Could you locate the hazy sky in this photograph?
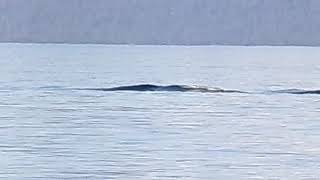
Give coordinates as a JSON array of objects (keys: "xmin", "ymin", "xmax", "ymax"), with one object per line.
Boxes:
[{"xmin": 0, "ymin": 0, "xmax": 319, "ymax": 45}]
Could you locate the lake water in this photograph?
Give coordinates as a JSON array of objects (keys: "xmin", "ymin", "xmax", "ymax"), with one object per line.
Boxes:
[{"xmin": 0, "ymin": 43, "xmax": 320, "ymax": 179}]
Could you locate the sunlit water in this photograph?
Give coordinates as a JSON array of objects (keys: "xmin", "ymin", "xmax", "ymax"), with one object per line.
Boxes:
[{"xmin": 1, "ymin": 43, "xmax": 320, "ymax": 179}]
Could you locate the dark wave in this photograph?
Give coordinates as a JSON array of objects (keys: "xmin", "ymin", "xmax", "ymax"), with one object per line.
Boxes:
[
  {"xmin": 81, "ymin": 84, "xmax": 247, "ymax": 93},
  {"xmin": 74, "ymin": 84, "xmax": 320, "ymax": 95},
  {"xmin": 271, "ymin": 89, "xmax": 320, "ymax": 95}
]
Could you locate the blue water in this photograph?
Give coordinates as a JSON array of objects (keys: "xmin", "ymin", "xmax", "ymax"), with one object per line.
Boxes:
[{"xmin": 1, "ymin": 43, "xmax": 320, "ymax": 179}]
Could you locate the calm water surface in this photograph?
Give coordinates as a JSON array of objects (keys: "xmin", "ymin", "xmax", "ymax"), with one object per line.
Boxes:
[{"xmin": 0, "ymin": 43, "xmax": 320, "ymax": 179}]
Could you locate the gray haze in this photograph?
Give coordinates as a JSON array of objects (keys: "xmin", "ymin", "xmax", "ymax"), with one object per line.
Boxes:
[{"xmin": 1, "ymin": 0, "xmax": 320, "ymax": 46}]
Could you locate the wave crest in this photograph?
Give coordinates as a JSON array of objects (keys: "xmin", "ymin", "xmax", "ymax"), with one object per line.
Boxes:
[
  {"xmin": 85, "ymin": 84, "xmax": 246, "ymax": 93},
  {"xmin": 76, "ymin": 84, "xmax": 320, "ymax": 95},
  {"xmin": 271, "ymin": 89, "xmax": 320, "ymax": 94}
]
